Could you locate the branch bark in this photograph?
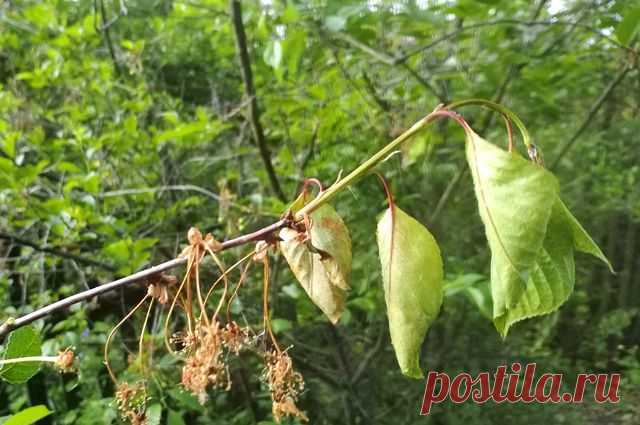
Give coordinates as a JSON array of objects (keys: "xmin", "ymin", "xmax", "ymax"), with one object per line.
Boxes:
[
  {"xmin": 0, "ymin": 218, "xmax": 291, "ymax": 339},
  {"xmin": 229, "ymin": 0, "xmax": 286, "ymax": 201}
]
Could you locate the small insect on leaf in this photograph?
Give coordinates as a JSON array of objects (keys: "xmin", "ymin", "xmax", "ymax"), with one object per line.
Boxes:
[{"xmin": 376, "ymin": 205, "xmax": 443, "ymax": 379}]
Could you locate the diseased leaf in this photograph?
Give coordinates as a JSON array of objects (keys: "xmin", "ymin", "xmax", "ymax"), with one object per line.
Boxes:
[
  {"xmin": 376, "ymin": 205, "xmax": 443, "ymax": 379},
  {"xmin": 465, "ymin": 129, "xmax": 559, "ymax": 315},
  {"xmin": 4, "ymin": 405, "xmax": 52, "ymax": 425},
  {"xmin": 0, "ymin": 326, "xmax": 42, "ymax": 384},
  {"xmin": 279, "ymin": 203, "xmax": 351, "ymax": 323}
]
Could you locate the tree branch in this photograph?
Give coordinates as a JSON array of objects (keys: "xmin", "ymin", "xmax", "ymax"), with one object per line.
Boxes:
[
  {"xmin": 0, "ymin": 232, "xmax": 116, "ymax": 271},
  {"xmin": 0, "ymin": 218, "xmax": 291, "ymax": 339},
  {"xmin": 229, "ymin": 0, "xmax": 286, "ymax": 201},
  {"xmin": 550, "ymin": 63, "xmax": 632, "ymax": 170}
]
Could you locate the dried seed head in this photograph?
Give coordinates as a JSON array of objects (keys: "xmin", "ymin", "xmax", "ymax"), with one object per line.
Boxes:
[
  {"xmin": 170, "ymin": 330, "xmax": 197, "ymax": 352},
  {"xmin": 55, "ymin": 348, "xmax": 75, "ymax": 372},
  {"xmin": 263, "ymin": 350, "xmax": 308, "ymax": 423},
  {"xmin": 181, "ymin": 321, "xmax": 231, "ymax": 404},
  {"xmin": 146, "ymin": 273, "xmax": 177, "ymax": 305},
  {"xmin": 187, "ymin": 227, "xmax": 203, "ymax": 245},
  {"xmin": 221, "ymin": 321, "xmax": 251, "ymax": 355},
  {"xmin": 115, "ymin": 381, "xmax": 148, "ymax": 425},
  {"xmin": 253, "ymin": 241, "xmax": 269, "ymax": 262}
]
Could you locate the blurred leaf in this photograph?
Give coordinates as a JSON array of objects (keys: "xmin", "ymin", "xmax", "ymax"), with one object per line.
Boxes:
[
  {"xmin": 616, "ymin": 6, "xmax": 640, "ymax": 45},
  {"xmin": 4, "ymin": 405, "xmax": 52, "ymax": 425},
  {"xmin": 376, "ymin": 205, "xmax": 443, "ymax": 379},
  {"xmin": 146, "ymin": 404, "xmax": 162, "ymax": 425}
]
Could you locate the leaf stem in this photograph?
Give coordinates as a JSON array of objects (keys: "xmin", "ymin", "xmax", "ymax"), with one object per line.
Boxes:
[
  {"xmin": 0, "ymin": 356, "xmax": 56, "ymax": 365},
  {"xmin": 446, "ymin": 98, "xmax": 532, "ymax": 149},
  {"xmin": 296, "ymin": 112, "xmax": 437, "ymax": 218}
]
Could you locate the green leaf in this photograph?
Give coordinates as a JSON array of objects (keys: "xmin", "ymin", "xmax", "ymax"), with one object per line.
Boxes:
[
  {"xmin": 465, "ymin": 129, "xmax": 559, "ymax": 315},
  {"xmin": 557, "ymin": 199, "xmax": 614, "ymax": 272},
  {"xmin": 4, "ymin": 405, "xmax": 52, "ymax": 425},
  {"xmin": 493, "ymin": 199, "xmax": 575, "ymax": 336},
  {"xmin": 463, "ymin": 129, "xmax": 612, "ymax": 336},
  {"xmin": 616, "ymin": 6, "xmax": 640, "ymax": 45},
  {"xmin": 279, "ymin": 204, "xmax": 352, "ymax": 323},
  {"xmin": 376, "ymin": 205, "xmax": 443, "ymax": 379},
  {"xmin": 0, "ymin": 326, "xmax": 43, "ymax": 384},
  {"xmin": 494, "ymin": 198, "xmax": 612, "ymax": 336},
  {"xmin": 167, "ymin": 410, "xmax": 186, "ymax": 425}
]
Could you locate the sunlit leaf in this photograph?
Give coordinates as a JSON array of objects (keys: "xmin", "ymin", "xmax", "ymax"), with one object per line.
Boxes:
[
  {"xmin": 376, "ymin": 205, "xmax": 443, "ymax": 378},
  {"xmin": 0, "ymin": 326, "xmax": 42, "ymax": 384}
]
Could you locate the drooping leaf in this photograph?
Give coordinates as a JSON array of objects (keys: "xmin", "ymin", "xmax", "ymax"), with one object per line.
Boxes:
[
  {"xmin": 4, "ymin": 405, "xmax": 53, "ymax": 425},
  {"xmin": 557, "ymin": 199, "xmax": 614, "ymax": 272},
  {"xmin": 494, "ymin": 197, "xmax": 612, "ymax": 336},
  {"xmin": 376, "ymin": 205, "xmax": 443, "ymax": 379},
  {"xmin": 279, "ymin": 203, "xmax": 352, "ymax": 323},
  {"xmin": 0, "ymin": 326, "xmax": 43, "ymax": 384},
  {"xmin": 465, "ymin": 129, "xmax": 559, "ymax": 315},
  {"xmin": 463, "ymin": 129, "xmax": 612, "ymax": 336},
  {"xmin": 493, "ymin": 199, "xmax": 575, "ymax": 336}
]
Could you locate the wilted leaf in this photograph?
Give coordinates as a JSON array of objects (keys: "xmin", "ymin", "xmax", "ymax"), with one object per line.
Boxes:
[
  {"xmin": 376, "ymin": 205, "xmax": 443, "ymax": 378},
  {"xmin": 494, "ymin": 198, "xmax": 612, "ymax": 336},
  {"xmin": 0, "ymin": 326, "xmax": 43, "ymax": 384},
  {"xmin": 465, "ymin": 129, "xmax": 559, "ymax": 315},
  {"xmin": 279, "ymin": 204, "xmax": 351, "ymax": 323},
  {"xmin": 464, "ymin": 129, "xmax": 612, "ymax": 336},
  {"xmin": 4, "ymin": 405, "xmax": 52, "ymax": 425}
]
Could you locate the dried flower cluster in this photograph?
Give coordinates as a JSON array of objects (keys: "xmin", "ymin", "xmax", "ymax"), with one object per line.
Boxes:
[
  {"xmin": 263, "ymin": 350, "xmax": 308, "ymax": 423},
  {"xmin": 115, "ymin": 381, "xmax": 148, "ymax": 425},
  {"xmin": 181, "ymin": 321, "xmax": 230, "ymax": 403}
]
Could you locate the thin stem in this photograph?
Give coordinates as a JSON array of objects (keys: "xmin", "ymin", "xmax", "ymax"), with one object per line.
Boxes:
[
  {"xmin": 138, "ymin": 297, "xmax": 155, "ymax": 377},
  {"xmin": 295, "ymin": 111, "xmax": 439, "ymax": 218},
  {"xmin": 446, "ymin": 99, "xmax": 531, "ymax": 148},
  {"xmin": 164, "ymin": 255, "xmax": 195, "ymax": 354},
  {"xmin": 0, "ymin": 356, "xmax": 57, "ymax": 365},
  {"xmin": 104, "ymin": 294, "xmax": 150, "ymax": 383},
  {"xmin": 194, "ymin": 247, "xmax": 210, "ymax": 327},
  {"xmin": 226, "ymin": 260, "xmax": 253, "ymax": 322},
  {"xmin": 261, "ymin": 255, "xmax": 280, "ymax": 353}
]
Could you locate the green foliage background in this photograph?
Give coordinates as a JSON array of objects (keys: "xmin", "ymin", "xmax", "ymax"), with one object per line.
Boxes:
[{"xmin": 1, "ymin": 0, "xmax": 639, "ymax": 423}]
